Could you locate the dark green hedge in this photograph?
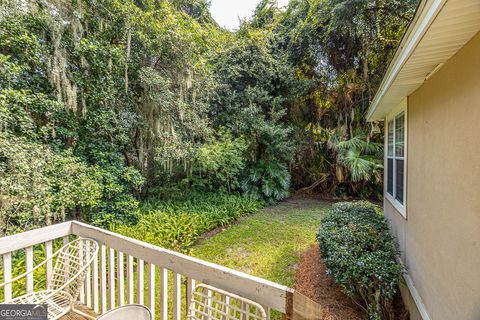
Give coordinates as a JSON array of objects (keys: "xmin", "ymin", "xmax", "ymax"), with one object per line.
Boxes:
[{"xmin": 317, "ymin": 201, "xmax": 404, "ymax": 320}]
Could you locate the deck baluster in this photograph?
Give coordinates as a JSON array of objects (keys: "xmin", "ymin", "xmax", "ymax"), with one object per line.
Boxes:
[
  {"xmin": 137, "ymin": 258, "xmax": 144, "ymax": 305},
  {"xmin": 127, "ymin": 254, "xmax": 134, "ymax": 304},
  {"xmin": 147, "ymin": 263, "xmax": 155, "ymax": 318},
  {"xmin": 173, "ymin": 272, "xmax": 182, "ymax": 320},
  {"xmin": 45, "ymin": 240, "xmax": 53, "ymax": 285},
  {"xmin": 186, "ymin": 277, "xmax": 196, "ymax": 315},
  {"xmin": 3, "ymin": 252, "xmax": 12, "ymax": 301},
  {"xmin": 93, "ymin": 247, "xmax": 99, "ymax": 313},
  {"xmin": 85, "ymin": 240, "xmax": 92, "ymax": 308},
  {"xmin": 160, "ymin": 268, "xmax": 168, "ymax": 320},
  {"xmin": 25, "ymin": 246, "xmax": 33, "ymax": 294},
  {"xmin": 108, "ymin": 248, "xmax": 116, "ymax": 309},
  {"xmin": 117, "ymin": 251, "xmax": 125, "ymax": 306},
  {"xmin": 100, "ymin": 244, "xmax": 107, "ymax": 313}
]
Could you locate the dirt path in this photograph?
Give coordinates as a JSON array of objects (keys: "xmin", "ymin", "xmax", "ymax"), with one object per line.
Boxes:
[{"xmin": 294, "ymin": 245, "xmax": 366, "ymax": 320}]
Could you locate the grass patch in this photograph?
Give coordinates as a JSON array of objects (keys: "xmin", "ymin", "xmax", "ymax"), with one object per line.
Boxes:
[{"xmin": 191, "ymin": 198, "xmax": 330, "ymax": 287}]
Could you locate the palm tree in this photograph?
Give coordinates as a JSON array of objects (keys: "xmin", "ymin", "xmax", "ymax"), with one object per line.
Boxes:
[{"xmin": 327, "ymin": 128, "xmax": 383, "ymax": 194}]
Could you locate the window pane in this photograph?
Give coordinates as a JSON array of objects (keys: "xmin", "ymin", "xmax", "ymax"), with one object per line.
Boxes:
[
  {"xmin": 396, "ymin": 159, "xmax": 404, "ymax": 203},
  {"xmin": 395, "ymin": 113, "xmax": 405, "ymax": 157},
  {"xmin": 387, "ymin": 158, "xmax": 394, "ymax": 196},
  {"xmin": 387, "ymin": 120, "xmax": 394, "ymax": 156}
]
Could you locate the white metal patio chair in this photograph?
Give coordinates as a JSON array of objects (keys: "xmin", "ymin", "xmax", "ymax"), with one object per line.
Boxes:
[
  {"xmin": 0, "ymin": 238, "xmax": 99, "ymax": 320},
  {"xmin": 187, "ymin": 284, "xmax": 267, "ymax": 320}
]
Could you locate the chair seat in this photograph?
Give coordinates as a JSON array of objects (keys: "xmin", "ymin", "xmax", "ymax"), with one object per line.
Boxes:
[
  {"xmin": 96, "ymin": 305, "xmax": 152, "ymax": 320},
  {"xmin": 6, "ymin": 290, "xmax": 73, "ymax": 319}
]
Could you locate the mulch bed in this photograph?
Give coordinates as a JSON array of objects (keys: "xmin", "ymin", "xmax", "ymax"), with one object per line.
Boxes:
[{"xmin": 294, "ymin": 245, "xmax": 408, "ymax": 320}]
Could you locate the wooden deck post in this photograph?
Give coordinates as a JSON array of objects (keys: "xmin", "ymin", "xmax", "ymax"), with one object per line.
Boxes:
[{"xmin": 284, "ymin": 291, "xmax": 323, "ymax": 320}]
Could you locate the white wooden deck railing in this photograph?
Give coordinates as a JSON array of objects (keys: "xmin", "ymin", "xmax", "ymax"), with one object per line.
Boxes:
[{"xmin": 0, "ymin": 221, "xmax": 322, "ymax": 319}]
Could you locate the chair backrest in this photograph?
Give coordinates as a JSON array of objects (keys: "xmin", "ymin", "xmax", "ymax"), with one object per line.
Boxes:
[
  {"xmin": 96, "ymin": 304, "xmax": 152, "ymax": 320},
  {"xmin": 187, "ymin": 284, "xmax": 266, "ymax": 320},
  {"xmin": 47, "ymin": 238, "xmax": 98, "ymax": 300}
]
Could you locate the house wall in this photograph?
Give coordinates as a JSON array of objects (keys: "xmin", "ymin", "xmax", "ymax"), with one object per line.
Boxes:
[
  {"xmin": 383, "ymin": 201, "xmax": 423, "ymax": 320},
  {"xmin": 384, "ymin": 31, "xmax": 480, "ymax": 320}
]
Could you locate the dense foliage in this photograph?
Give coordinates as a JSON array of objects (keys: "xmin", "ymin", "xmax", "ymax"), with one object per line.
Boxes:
[
  {"xmin": 114, "ymin": 193, "xmax": 264, "ymax": 253},
  {"xmin": 251, "ymin": 0, "xmax": 415, "ymax": 197},
  {"xmin": 317, "ymin": 201, "xmax": 404, "ymax": 319},
  {"xmin": 0, "ymin": 0, "xmax": 416, "ymax": 234}
]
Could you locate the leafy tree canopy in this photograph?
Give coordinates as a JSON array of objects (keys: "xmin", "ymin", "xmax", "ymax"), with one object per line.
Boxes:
[{"xmin": 0, "ymin": 0, "xmax": 415, "ymax": 234}]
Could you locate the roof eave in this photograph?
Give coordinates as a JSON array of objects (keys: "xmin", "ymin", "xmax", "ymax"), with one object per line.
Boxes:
[{"xmin": 366, "ymin": 0, "xmax": 447, "ymax": 122}]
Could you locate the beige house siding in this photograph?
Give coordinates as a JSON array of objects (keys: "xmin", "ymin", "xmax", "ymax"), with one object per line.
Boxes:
[
  {"xmin": 383, "ymin": 202, "xmax": 422, "ymax": 320},
  {"xmin": 384, "ymin": 31, "xmax": 480, "ymax": 320},
  {"xmin": 384, "ymin": 201, "xmax": 406, "ymax": 261}
]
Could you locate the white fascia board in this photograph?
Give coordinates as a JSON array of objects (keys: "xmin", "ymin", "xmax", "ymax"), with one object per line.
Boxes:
[{"xmin": 366, "ymin": 0, "xmax": 448, "ymax": 122}]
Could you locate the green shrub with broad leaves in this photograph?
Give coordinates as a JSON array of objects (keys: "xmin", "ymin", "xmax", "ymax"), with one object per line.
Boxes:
[
  {"xmin": 113, "ymin": 193, "xmax": 264, "ymax": 253},
  {"xmin": 317, "ymin": 201, "xmax": 403, "ymax": 320},
  {"xmin": 241, "ymin": 160, "xmax": 290, "ymax": 203}
]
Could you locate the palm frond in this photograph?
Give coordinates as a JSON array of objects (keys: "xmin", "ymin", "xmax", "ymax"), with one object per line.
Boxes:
[
  {"xmin": 361, "ymin": 141, "xmax": 383, "ymax": 156},
  {"xmin": 339, "ymin": 149, "xmax": 381, "ymax": 182},
  {"xmin": 336, "ymin": 135, "xmax": 366, "ymax": 152}
]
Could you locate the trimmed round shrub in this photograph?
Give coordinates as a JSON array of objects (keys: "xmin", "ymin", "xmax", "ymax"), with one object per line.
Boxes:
[{"xmin": 317, "ymin": 201, "xmax": 403, "ymax": 320}]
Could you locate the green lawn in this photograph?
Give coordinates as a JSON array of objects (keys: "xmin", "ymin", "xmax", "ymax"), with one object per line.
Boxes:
[{"xmin": 191, "ymin": 197, "xmax": 331, "ymax": 287}]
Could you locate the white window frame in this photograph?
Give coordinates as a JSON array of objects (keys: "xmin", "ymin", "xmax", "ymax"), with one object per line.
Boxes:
[{"xmin": 384, "ymin": 99, "xmax": 407, "ymax": 218}]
